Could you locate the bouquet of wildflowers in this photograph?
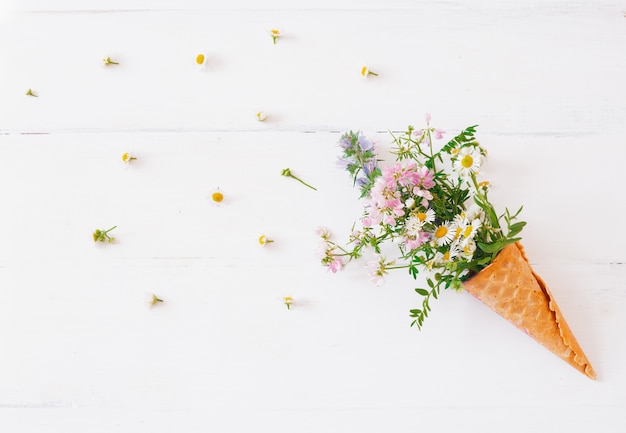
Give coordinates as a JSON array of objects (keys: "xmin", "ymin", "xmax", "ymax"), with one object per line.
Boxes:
[{"xmin": 318, "ymin": 115, "xmax": 595, "ymax": 379}]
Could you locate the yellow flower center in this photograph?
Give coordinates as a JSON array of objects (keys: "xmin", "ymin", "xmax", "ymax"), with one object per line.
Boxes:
[
  {"xmin": 454, "ymin": 227, "xmax": 462, "ymax": 238},
  {"xmin": 211, "ymin": 191, "xmax": 224, "ymax": 202},
  {"xmin": 434, "ymin": 226, "xmax": 448, "ymax": 239},
  {"xmin": 443, "ymin": 251, "xmax": 450, "ymax": 261},
  {"xmin": 461, "ymin": 155, "xmax": 474, "ymax": 168},
  {"xmin": 463, "ymin": 225, "xmax": 473, "ymax": 238},
  {"xmin": 271, "ymin": 29, "xmax": 280, "ymax": 36},
  {"xmin": 417, "ymin": 212, "xmax": 427, "ymax": 222},
  {"xmin": 361, "ymin": 66, "xmax": 368, "ymax": 76},
  {"xmin": 259, "ymin": 235, "xmax": 267, "ymax": 245},
  {"xmin": 196, "ymin": 54, "xmax": 205, "ymax": 65},
  {"xmin": 122, "ymin": 152, "xmax": 129, "ymax": 162}
]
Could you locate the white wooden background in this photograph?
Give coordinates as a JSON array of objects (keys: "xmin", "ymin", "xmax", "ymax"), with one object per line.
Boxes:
[{"xmin": 1, "ymin": 1, "xmax": 625, "ymax": 431}]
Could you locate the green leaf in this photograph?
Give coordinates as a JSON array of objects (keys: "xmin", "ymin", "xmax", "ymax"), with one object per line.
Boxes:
[
  {"xmin": 507, "ymin": 221, "xmax": 526, "ymax": 237},
  {"xmin": 477, "ymin": 241, "xmax": 502, "ymax": 254},
  {"xmin": 415, "ymin": 288, "xmax": 429, "ymax": 296}
]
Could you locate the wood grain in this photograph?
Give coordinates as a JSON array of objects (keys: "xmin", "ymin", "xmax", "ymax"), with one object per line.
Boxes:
[{"xmin": 1, "ymin": 1, "xmax": 624, "ymax": 432}]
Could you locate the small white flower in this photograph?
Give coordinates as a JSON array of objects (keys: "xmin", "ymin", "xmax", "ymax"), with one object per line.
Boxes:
[
  {"xmin": 361, "ymin": 66, "xmax": 378, "ymax": 78},
  {"xmin": 457, "ymin": 218, "xmax": 482, "ymax": 247},
  {"xmin": 460, "ymin": 238, "xmax": 477, "ymax": 260},
  {"xmin": 195, "ymin": 53, "xmax": 209, "ymax": 68},
  {"xmin": 433, "ymin": 222, "xmax": 455, "ymax": 246},
  {"xmin": 453, "ymin": 146, "xmax": 482, "ymax": 178},
  {"xmin": 256, "ymin": 111, "xmax": 267, "ymax": 121},
  {"xmin": 121, "ymin": 152, "xmax": 136, "ymax": 165},
  {"xmin": 269, "ymin": 29, "xmax": 281, "ymax": 44}
]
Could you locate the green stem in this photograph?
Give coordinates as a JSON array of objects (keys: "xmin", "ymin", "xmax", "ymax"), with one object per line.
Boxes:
[
  {"xmin": 282, "ymin": 168, "xmax": 317, "ymax": 190},
  {"xmin": 426, "ymin": 127, "xmax": 436, "ymax": 172},
  {"xmin": 292, "ymin": 175, "xmax": 317, "ymax": 190},
  {"xmin": 469, "ymin": 174, "xmax": 502, "ymax": 235}
]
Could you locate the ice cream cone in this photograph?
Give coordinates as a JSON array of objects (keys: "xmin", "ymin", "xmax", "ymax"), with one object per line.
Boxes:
[{"xmin": 463, "ymin": 242, "xmax": 596, "ymax": 379}]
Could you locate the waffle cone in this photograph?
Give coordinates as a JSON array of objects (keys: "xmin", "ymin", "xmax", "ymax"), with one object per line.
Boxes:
[{"xmin": 463, "ymin": 242, "xmax": 596, "ymax": 379}]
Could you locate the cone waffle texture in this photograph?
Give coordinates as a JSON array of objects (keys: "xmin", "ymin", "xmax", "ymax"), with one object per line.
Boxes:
[{"xmin": 462, "ymin": 242, "xmax": 596, "ymax": 379}]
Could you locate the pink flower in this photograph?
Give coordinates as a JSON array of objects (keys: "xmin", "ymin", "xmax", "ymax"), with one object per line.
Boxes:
[
  {"xmin": 434, "ymin": 129, "xmax": 445, "ymax": 140},
  {"xmin": 383, "ymin": 215, "xmax": 397, "ymax": 226},
  {"xmin": 362, "ymin": 216, "xmax": 374, "ymax": 227},
  {"xmin": 425, "ymin": 113, "xmax": 432, "ymax": 123},
  {"xmin": 416, "ymin": 166, "xmax": 435, "ymax": 188},
  {"xmin": 328, "ymin": 258, "xmax": 343, "ymax": 273}
]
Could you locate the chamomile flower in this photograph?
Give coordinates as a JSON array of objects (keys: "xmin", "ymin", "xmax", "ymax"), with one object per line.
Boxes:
[
  {"xmin": 256, "ymin": 111, "xmax": 267, "ymax": 121},
  {"xmin": 361, "ymin": 66, "xmax": 378, "ymax": 78},
  {"xmin": 25, "ymin": 88, "xmax": 38, "ymax": 97},
  {"xmin": 269, "ymin": 29, "xmax": 281, "ymax": 44},
  {"xmin": 195, "ymin": 53, "xmax": 209, "ymax": 68},
  {"xmin": 258, "ymin": 235, "xmax": 274, "ymax": 246},
  {"xmin": 453, "ymin": 146, "xmax": 482, "ymax": 178},
  {"xmin": 428, "ymin": 246, "xmax": 459, "ymax": 271},
  {"xmin": 121, "ymin": 152, "xmax": 137, "ymax": 164},
  {"xmin": 283, "ymin": 296, "xmax": 294, "ymax": 309},
  {"xmin": 414, "ymin": 209, "xmax": 436, "ymax": 226},
  {"xmin": 460, "ymin": 238, "xmax": 477, "ymax": 260},
  {"xmin": 211, "ymin": 188, "xmax": 224, "ymax": 204},
  {"xmin": 458, "ymin": 218, "xmax": 482, "ymax": 246},
  {"xmin": 432, "ymin": 222, "xmax": 455, "ymax": 246}
]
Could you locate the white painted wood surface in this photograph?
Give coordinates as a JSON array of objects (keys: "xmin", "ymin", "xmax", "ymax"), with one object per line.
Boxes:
[{"xmin": 1, "ymin": 1, "xmax": 625, "ymax": 431}]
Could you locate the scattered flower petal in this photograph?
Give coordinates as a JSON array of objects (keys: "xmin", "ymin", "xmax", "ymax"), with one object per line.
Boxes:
[
  {"xmin": 269, "ymin": 29, "xmax": 281, "ymax": 44},
  {"xmin": 121, "ymin": 152, "xmax": 137, "ymax": 164},
  {"xmin": 258, "ymin": 234, "xmax": 274, "ymax": 246},
  {"xmin": 361, "ymin": 66, "xmax": 378, "ymax": 78}
]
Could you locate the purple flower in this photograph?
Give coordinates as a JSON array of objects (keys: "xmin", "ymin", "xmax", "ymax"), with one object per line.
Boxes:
[{"xmin": 359, "ymin": 137, "xmax": 374, "ymax": 151}]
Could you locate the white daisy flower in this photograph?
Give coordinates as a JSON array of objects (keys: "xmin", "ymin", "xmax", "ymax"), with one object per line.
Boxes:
[
  {"xmin": 415, "ymin": 209, "xmax": 435, "ymax": 226},
  {"xmin": 195, "ymin": 53, "xmax": 209, "ymax": 68},
  {"xmin": 453, "ymin": 146, "xmax": 482, "ymax": 178},
  {"xmin": 465, "ymin": 204, "xmax": 485, "ymax": 222},
  {"xmin": 269, "ymin": 28, "xmax": 281, "ymax": 44},
  {"xmin": 361, "ymin": 65, "xmax": 378, "ymax": 78},
  {"xmin": 121, "ymin": 152, "xmax": 136, "ymax": 165},
  {"xmin": 256, "ymin": 111, "xmax": 267, "ymax": 121},
  {"xmin": 458, "ymin": 218, "xmax": 482, "ymax": 246},
  {"xmin": 432, "ymin": 222, "xmax": 455, "ymax": 246},
  {"xmin": 460, "ymin": 238, "xmax": 477, "ymax": 260}
]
